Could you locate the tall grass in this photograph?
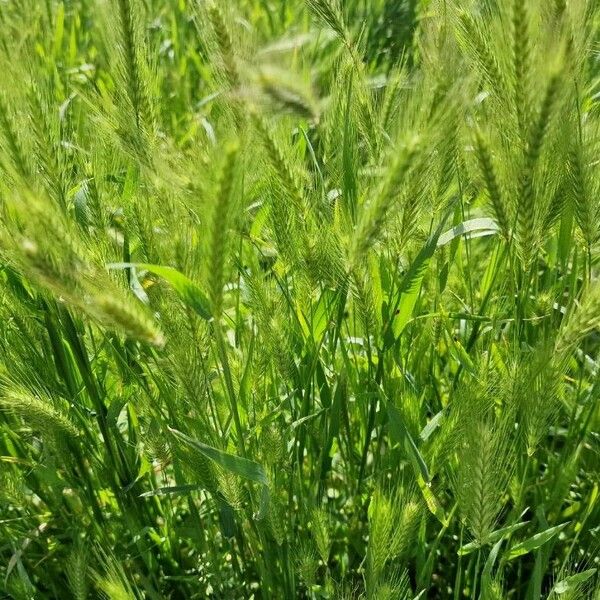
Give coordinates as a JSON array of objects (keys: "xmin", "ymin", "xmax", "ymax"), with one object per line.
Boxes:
[{"xmin": 0, "ymin": 0, "xmax": 599, "ymax": 598}]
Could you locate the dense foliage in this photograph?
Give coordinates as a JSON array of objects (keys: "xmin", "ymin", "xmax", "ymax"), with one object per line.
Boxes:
[{"xmin": 0, "ymin": 0, "xmax": 599, "ymax": 598}]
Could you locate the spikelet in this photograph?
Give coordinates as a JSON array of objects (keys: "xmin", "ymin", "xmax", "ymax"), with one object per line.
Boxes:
[
  {"xmin": 67, "ymin": 546, "xmax": 89, "ymax": 600},
  {"xmin": 256, "ymin": 66, "xmax": 319, "ymax": 121},
  {"xmin": 370, "ymin": 572, "xmax": 411, "ymax": 600},
  {"xmin": 514, "ymin": 349, "xmax": 562, "ymax": 456},
  {"xmin": 302, "ymin": 227, "xmax": 345, "ymax": 289},
  {"xmin": 114, "ymin": 0, "xmax": 152, "ymax": 135},
  {"xmin": 96, "ymin": 573, "xmax": 136, "ymax": 600},
  {"xmin": 367, "ymin": 488, "xmax": 394, "ymax": 589},
  {"xmin": 260, "ymin": 424, "xmax": 286, "ymax": 467},
  {"xmin": 456, "ymin": 11, "xmax": 505, "ymax": 93},
  {"xmin": 542, "ymin": 181, "xmax": 568, "ymax": 232},
  {"xmin": 218, "ymin": 471, "xmax": 245, "ymax": 511},
  {"xmin": 0, "ymin": 469, "xmax": 26, "ymax": 506},
  {"xmin": 367, "ymin": 486, "xmax": 421, "ymax": 593},
  {"xmin": 294, "ymin": 541, "xmax": 318, "ymax": 588},
  {"xmin": 252, "ymin": 113, "xmax": 304, "ymax": 211},
  {"xmin": 481, "ymin": 579, "xmax": 505, "ymax": 600},
  {"xmin": 206, "ymin": 2, "xmax": 240, "ymax": 89},
  {"xmin": 512, "ymin": 0, "xmax": 530, "ymax": 135},
  {"xmin": 388, "ymin": 499, "xmax": 421, "ymax": 561},
  {"xmin": 171, "ymin": 434, "xmax": 218, "ymax": 493},
  {"xmin": 207, "ymin": 143, "xmax": 239, "ymax": 318},
  {"xmin": 26, "ymin": 85, "xmax": 69, "ymax": 209},
  {"xmin": 453, "ymin": 413, "xmax": 513, "ymax": 545},
  {"xmin": 267, "ymin": 493, "xmax": 287, "ymax": 545},
  {"xmin": 397, "ymin": 176, "xmax": 427, "ymax": 250},
  {"xmin": 555, "ymin": 283, "xmax": 600, "ymax": 359},
  {"xmin": 1, "ymin": 193, "xmax": 89, "ymax": 301},
  {"xmin": 568, "ymin": 145, "xmax": 595, "ymax": 247},
  {"xmin": 474, "ymin": 129, "xmax": 510, "ymax": 239},
  {"xmin": 311, "ymin": 508, "xmax": 331, "ymax": 564},
  {"xmin": 0, "ymin": 92, "xmax": 31, "ymax": 182},
  {"xmin": 91, "ymin": 293, "xmax": 164, "ymax": 347},
  {"xmin": 143, "ymin": 419, "xmax": 171, "ymax": 467},
  {"xmin": 351, "ymin": 267, "xmax": 377, "ymax": 337},
  {"xmin": 0, "ymin": 385, "xmax": 79, "ymax": 440},
  {"xmin": 305, "ymin": 0, "xmax": 346, "ymax": 42},
  {"xmin": 516, "ymin": 72, "xmax": 561, "ymax": 266},
  {"xmin": 350, "ymin": 137, "xmax": 419, "ymax": 263},
  {"xmin": 11, "ymin": 234, "xmax": 82, "ymax": 302}
]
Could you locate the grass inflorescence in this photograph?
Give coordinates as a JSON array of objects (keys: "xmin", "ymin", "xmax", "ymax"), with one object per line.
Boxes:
[{"xmin": 0, "ymin": 0, "xmax": 599, "ymax": 598}]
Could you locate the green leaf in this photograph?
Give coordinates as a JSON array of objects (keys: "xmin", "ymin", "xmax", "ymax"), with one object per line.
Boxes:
[
  {"xmin": 108, "ymin": 263, "xmax": 212, "ymax": 320},
  {"xmin": 168, "ymin": 428, "xmax": 267, "ymax": 485},
  {"xmin": 290, "ymin": 407, "xmax": 328, "ymax": 429},
  {"xmin": 416, "ymin": 474, "xmax": 449, "ymax": 527},
  {"xmin": 387, "ymin": 209, "xmax": 452, "ymax": 342},
  {"xmin": 459, "ymin": 521, "xmax": 529, "ymax": 555},
  {"xmin": 551, "ymin": 569, "xmax": 597, "ymax": 594},
  {"xmin": 386, "ymin": 396, "xmax": 448, "ymax": 526},
  {"xmin": 506, "ymin": 522, "xmax": 569, "ymax": 560},
  {"xmin": 387, "ymin": 398, "xmax": 429, "ymax": 482},
  {"xmin": 483, "ymin": 538, "xmax": 504, "ymax": 578},
  {"xmin": 420, "ymin": 409, "xmax": 445, "ymax": 442},
  {"xmin": 167, "ymin": 428, "xmax": 270, "ymax": 519},
  {"xmin": 437, "ymin": 217, "xmax": 499, "ymax": 247},
  {"xmin": 139, "ymin": 484, "xmax": 203, "ymax": 498}
]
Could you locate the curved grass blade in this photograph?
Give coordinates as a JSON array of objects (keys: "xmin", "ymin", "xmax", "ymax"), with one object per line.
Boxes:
[{"xmin": 108, "ymin": 263, "xmax": 212, "ymax": 320}]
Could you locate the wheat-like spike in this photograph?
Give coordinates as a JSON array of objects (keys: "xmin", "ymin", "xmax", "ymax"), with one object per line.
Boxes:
[
  {"xmin": 474, "ymin": 129, "xmax": 510, "ymax": 238},
  {"xmin": 207, "ymin": 3, "xmax": 240, "ymax": 89},
  {"xmin": 267, "ymin": 493, "xmax": 286, "ymax": 545},
  {"xmin": 542, "ymin": 181, "xmax": 567, "ymax": 232},
  {"xmin": 257, "ymin": 68, "xmax": 318, "ymax": 121},
  {"xmin": 302, "ymin": 227, "xmax": 345, "ymax": 289},
  {"xmin": 208, "ymin": 143, "xmax": 239, "ymax": 318},
  {"xmin": 0, "ymin": 386, "xmax": 79, "ymax": 440},
  {"xmin": 115, "ymin": 0, "xmax": 149, "ymax": 134},
  {"xmin": 311, "ymin": 508, "xmax": 331, "ymax": 564},
  {"xmin": 371, "ymin": 572, "xmax": 411, "ymax": 600},
  {"xmin": 10, "ymin": 234, "xmax": 82, "ymax": 302},
  {"xmin": 555, "ymin": 282, "xmax": 600, "ymax": 358},
  {"xmin": 294, "ymin": 541, "xmax": 319, "ymax": 588},
  {"xmin": 218, "ymin": 470, "xmax": 245, "ymax": 511},
  {"xmin": 387, "ymin": 497, "xmax": 421, "ymax": 561},
  {"xmin": 471, "ymin": 424, "xmax": 500, "ymax": 543},
  {"xmin": 568, "ymin": 145, "xmax": 595, "ymax": 246},
  {"xmin": 67, "ymin": 547, "xmax": 89, "ymax": 600},
  {"xmin": 453, "ymin": 412, "xmax": 513, "ymax": 545},
  {"xmin": 0, "ymin": 92, "xmax": 31, "ymax": 181},
  {"xmin": 517, "ymin": 72, "xmax": 561, "ymax": 265},
  {"xmin": 143, "ymin": 419, "xmax": 171, "ymax": 467},
  {"xmin": 512, "ymin": 0, "xmax": 530, "ymax": 136},
  {"xmin": 481, "ymin": 579, "xmax": 506, "ymax": 600},
  {"xmin": 27, "ymin": 87, "xmax": 68, "ymax": 209},
  {"xmin": 252, "ymin": 113, "xmax": 304, "ymax": 210},
  {"xmin": 2, "ymin": 193, "xmax": 164, "ymax": 347},
  {"xmin": 457, "ymin": 11, "xmax": 505, "ymax": 93},
  {"xmin": 351, "ymin": 138, "xmax": 419, "ymax": 263},
  {"xmin": 305, "ymin": 0, "xmax": 346, "ymax": 42},
  {"xmin": 367, "ymin": 488, "xmax": 394, "ymax": 587},
  {"xmin": 92, "ymin": 293, "xmax": 165, "ymax": 347},
  {"xmin": 170, "ymin": 434, "xmax": 218, "ymax": 493},
  {"xmin": 512, "ymin": 349, "xmax": 562, "ymax": 456},
  {"xmin": 351, "ymin": 267, "xmax": 377, "ymax": 337}
]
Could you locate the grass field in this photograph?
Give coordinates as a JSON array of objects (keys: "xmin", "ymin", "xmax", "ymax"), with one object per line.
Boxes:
[{"xmin": 0, "ymin": 0, "xmax": 599, "ymax": 598}]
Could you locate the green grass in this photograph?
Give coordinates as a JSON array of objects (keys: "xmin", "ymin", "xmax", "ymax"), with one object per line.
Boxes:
[{"xmin": 0, "ymin": 0, "xmax": 599, "ymax": 598}]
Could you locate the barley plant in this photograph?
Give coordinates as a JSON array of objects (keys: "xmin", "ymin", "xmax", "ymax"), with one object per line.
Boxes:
[{"xmin": 0, "ymin": 0, "xmax": 599, "ymax": 598}]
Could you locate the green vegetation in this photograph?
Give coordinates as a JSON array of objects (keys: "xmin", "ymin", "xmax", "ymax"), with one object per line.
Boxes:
[{"xmin": 0, "ymin": 0, "xmax": 599, "ymax": 597}]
